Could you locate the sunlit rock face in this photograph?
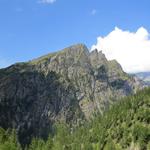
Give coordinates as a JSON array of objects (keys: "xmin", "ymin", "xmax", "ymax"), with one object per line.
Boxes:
[{"xmin": 0, "ymin": 44, "xmax": 144, "ymax": 145}]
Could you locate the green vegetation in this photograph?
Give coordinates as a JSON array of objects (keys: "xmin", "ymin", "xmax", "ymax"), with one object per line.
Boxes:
[
  {"xmin": 0, "ymin": 128, "xmax": 21, "ymax": 150},
  {"xmin": 0, "ymin": 88, "xmax": 150, "ymax": 150}
]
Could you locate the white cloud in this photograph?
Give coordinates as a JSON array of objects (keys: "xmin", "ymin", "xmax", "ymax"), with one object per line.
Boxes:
[
  {"xmin": 91, "ymin": 9, "xmax": 97, "ymax": 15},
  {"xmin": 38, "ymin": 0, "xmax": 56, "ymax": 4},
  {"xmin": 91, "ymin": 27, "xmax": 150, "ymax": 73}
]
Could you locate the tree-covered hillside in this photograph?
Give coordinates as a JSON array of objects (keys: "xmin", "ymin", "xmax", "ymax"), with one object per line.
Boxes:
[{"xmin": 0, "ymin": 88, "xmax": 150, "ymax": 150}]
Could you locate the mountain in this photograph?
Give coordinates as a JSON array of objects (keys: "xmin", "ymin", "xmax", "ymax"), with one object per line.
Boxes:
[
  {"xmin": 0, "ymin": 44, "xmax": 144, "ymax": 146},
  {"xmin": 1, "ymin": 88, "xmax": 150, "ymax": 150},
  {"xmin": 135, "ymin": 72, "xmax": 150, "ymax": 85},
  {"xmin": 31, "ymin": 88, "xmax": 150, "ymax": 150}
]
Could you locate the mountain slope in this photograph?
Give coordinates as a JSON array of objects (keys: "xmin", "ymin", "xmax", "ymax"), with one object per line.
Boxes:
[
  {"xmin": 1, "ymin": 88, "xmax": 150, "ymax": 150},
  {"xmin": 0, "ymin": 44, "xmax": 144, "ymax": 145},
  {"xmin": 47, "ymin": 88, "xmax": 150, "ymax": 150}
]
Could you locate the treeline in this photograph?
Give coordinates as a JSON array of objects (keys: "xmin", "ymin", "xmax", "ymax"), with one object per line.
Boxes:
[{"xmin": 0, "ymin": 88, "xmax": 150, "ymax": 150}]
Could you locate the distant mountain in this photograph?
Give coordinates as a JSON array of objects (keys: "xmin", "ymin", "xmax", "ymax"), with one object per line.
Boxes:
[
  {"xmin": 135, "ymin": 72, "xmax": 150, "ymax": 85},
  {"xmin": 0, "ymin": 44, "xmax": 144, "ymax": 146}
]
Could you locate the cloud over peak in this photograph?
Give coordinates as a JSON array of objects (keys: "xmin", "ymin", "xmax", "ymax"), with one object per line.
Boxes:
[{"xmin": 91, "ymin": 27, "xmax": 150, "ymax": 73}]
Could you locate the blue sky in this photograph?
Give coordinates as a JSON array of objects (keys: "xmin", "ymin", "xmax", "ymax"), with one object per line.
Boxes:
[{"xmin": 0, "ymin": 0, "xmax": 150, "ymax": 71}]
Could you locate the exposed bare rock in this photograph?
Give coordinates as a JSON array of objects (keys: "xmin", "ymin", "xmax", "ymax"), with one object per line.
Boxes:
[{"xmin": 0, "ymin": 44, "xmax": 144, "ymax": 145}]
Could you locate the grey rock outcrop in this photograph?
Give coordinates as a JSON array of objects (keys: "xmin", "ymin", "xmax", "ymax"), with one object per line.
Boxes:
[{"xmin": 0, "ymin": 44, "xmax": 143, "ymax": 145}]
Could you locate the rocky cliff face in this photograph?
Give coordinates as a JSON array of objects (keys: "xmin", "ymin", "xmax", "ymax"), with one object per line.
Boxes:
[{"xmin": 0, "ymin": 44, "xmax": 143, "ymax": 145}]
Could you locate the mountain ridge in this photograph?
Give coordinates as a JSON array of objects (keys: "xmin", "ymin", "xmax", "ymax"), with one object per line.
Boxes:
[{"xmin": 0, "ymin": 44, "xmax": 145, "ymax": 146}]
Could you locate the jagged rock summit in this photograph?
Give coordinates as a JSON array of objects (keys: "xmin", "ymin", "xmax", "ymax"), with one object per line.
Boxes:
[{"xmin": 0, "ymin": 44, "xmax": 143, "ymax": 145}]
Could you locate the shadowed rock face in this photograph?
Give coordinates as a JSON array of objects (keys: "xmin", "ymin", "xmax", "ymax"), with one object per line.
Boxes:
[{"xmin": 0, "ymin": 44, "xmax": 143, "ymax": 145}]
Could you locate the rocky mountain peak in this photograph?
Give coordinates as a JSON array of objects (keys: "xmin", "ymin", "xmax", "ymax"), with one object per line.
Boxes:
[
  {"xmin": 63, "ymin": 43, "xmax": 89, "ymax": 54},
  {"xmin": 30, "ymin": 44, "xmax": 89, "ymax": 64},
  {"xmin": 90, "ymin": 49, "xmax": 108, "ymax": 68},
  {"xmin": 0, "ymin": 43, "xmax": 144, "ymax": 146}
]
